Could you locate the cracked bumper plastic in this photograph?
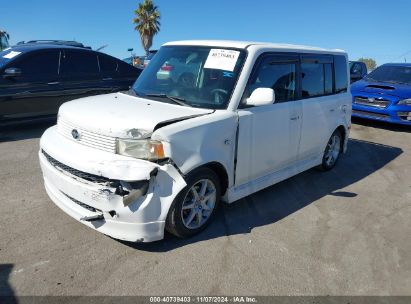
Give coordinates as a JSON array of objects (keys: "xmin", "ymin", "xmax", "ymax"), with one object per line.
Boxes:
[{"xmin": 39, "ymin": 126, "xmax": 186, "ymax": 242}]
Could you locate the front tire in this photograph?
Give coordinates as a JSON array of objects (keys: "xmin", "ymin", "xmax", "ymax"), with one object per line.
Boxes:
[
  {"xmin": 318, "ymin": 130, "xmax": 343, "ymax": 171},
  {"xmin": 166, "ymin": 167, "xmax": 221, "ymax": 238}
]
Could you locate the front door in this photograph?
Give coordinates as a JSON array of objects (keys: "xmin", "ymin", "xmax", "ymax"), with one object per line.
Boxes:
[
  {"xmin": 0, "ymin": 50, "xmax": 61, "ymax": 120},
  {"xmin": 235, "ymin": 54, "xmax": 302, "ymax": 186}
]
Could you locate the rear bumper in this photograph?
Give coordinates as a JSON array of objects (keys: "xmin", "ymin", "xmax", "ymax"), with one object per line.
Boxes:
[
  {"xmin": 352, "ymin": 104, "xmax": 411, "ymax": 125},
  {"xmin": 39, "ymin": 126, "xmax": 186, "ymax": 242}
]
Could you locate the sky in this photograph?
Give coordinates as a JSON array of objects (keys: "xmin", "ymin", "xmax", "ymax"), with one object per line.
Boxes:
[{"xmin": 2, "ymin": 0, "xmax": 411, "ymax": 65}]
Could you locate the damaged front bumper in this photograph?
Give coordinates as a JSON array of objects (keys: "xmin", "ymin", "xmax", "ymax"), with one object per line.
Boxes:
[{"xmin": 39, "ymin": 126, "xmax": 186, "ymax": 242}]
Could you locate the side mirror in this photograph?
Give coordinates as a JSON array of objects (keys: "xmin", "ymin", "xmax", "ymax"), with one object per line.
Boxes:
[
  {"xmin": 245, "ymin": 88, "xmax": 275, "ymax": 106},
  {"xmin": 3, "ymin": 67, "xmax": 22, "ymax": 78}
]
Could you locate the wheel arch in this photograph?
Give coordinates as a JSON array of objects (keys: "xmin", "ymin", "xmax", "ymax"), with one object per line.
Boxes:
[
  {"xmin": 185, "ymin": 161, "xmax": 229, "ymax": 198},
  {"xmin": 335, "ymin": 124, "xmax": 348, "ymax": 152}
]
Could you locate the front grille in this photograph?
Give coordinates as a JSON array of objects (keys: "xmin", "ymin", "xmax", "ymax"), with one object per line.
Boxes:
[
  {"xmin": 61, "ymin": 192, "xmax": 101, "ymax": 213},
  {"xmin": 354, "ymin": 96, "xmax": 390, "ymax": 109},
  {"xmin": 352, "ymin": 110, "xmax": 389, "ymax": 120},
  {"xmin": 58, "ymin": 118, "xmax": 117, "ymax": 153},
  {"xmin": 42, "ymin": 150, "xmax": 110, "ymax": 184}
]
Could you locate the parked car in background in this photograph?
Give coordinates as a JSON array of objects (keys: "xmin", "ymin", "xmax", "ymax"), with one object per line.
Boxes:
[
  {"xmin": 123, "ymin": 57, "xmax": 133, "ymax": 65},
  {"xmin": 123, "ymin": 56, "xmax": 145, "ymax": 67},
  {"xmin": 0, "ymin": 40, "xmax": 142, "ymax": 124},
  {"xmin": 143, "ymin": 49, "xmax": 158, "ymax": 67},
  {"xmin": 351, "ymin": 63, "xmax": 411, "ymax": 125},
  {"xmin": 39, "ymin": 40, "xmax": 351, "ymax": 242},
  {"xmin": 349, "ymin": 61, "xmax": 367, "ymax": 83}
]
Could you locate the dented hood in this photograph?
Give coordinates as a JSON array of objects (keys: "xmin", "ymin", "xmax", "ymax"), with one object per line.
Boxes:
[{"xmin": 58, "ymin": 92, "xmax": 213, "ymax": 138}]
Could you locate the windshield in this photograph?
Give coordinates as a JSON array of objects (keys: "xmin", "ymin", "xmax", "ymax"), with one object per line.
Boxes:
[
  {"xmin": 0, "ymin": 49, "xmax": 16, "ymax": 69},
  {"xmin": 132, "ymin": 46, "xmax": 246, "ymax": 109},
  {"xmin": 365, "ymin": 65, "xmax": 411, "ymax": 85}
]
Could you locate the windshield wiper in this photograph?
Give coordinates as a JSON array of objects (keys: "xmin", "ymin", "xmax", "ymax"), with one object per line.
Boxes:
[{"xmin": 145, "ymin": 93, "xmax": 192, "ymax": 107}]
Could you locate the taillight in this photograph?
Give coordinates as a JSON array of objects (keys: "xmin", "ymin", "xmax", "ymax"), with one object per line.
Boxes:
[{"xmin": 161, "ymin": 65, "xmax": 174, "ymax": 71}]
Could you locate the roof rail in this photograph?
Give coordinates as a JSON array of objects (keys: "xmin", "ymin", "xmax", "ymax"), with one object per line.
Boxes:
[{"xmin": 16, "ymin": 40, "xmax": 91, "ymax": 49}]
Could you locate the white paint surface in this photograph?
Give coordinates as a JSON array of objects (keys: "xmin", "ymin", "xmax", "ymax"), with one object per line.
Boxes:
[{"xmin": 39, "ymin": 40, "xmax": 351, "ymax": 242}]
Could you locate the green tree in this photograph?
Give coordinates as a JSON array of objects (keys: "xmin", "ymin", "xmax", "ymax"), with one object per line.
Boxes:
[
  {"xmin": 358, "ymin": 57, "xmax": 377, "ymax": 71},
  {"xmin": 133, "ymin": 0, "xmax": 160, "ymax": 55}
]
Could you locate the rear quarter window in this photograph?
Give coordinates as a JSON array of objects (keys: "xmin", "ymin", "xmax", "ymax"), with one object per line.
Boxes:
[
  {"xmin": 99, "ymin": 54, "xmax": 119, "ymax": 74},
  {"xmin": 117, "ymin": 60, "xmax": 139, "ymax": 78},
  {"xmin": 334, "ymin": 55, "xmax": 348, "ymax": 93}
]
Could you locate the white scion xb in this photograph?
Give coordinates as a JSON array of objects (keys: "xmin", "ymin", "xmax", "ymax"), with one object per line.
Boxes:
[{"xmin": 39, "ymin": 40, "xmax": 351, "ymax": 242}]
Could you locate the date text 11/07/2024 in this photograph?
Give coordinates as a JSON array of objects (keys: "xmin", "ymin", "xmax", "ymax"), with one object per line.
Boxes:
[{"xmin": 149, "ymin": 296, "xmax": 258, "ymax": 303}]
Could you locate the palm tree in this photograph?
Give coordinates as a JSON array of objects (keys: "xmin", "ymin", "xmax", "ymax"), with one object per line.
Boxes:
[{"xmin": 133, "ymin": 0, "xmax": 160, "ymax": 55}]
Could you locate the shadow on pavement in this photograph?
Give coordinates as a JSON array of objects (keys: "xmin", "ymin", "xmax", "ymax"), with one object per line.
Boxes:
[
  {"xmin": 0, "ymin": 264, "xmax": 17, "ymax": 303},
  {"xmin": 125, "ymin": 138, "xmax": 402, "ymax": 252},
  {"xmin": 352, "ymin": 117, "xmax": 411, "ymax": 133},
  {"xmin": 0, "ymin": 119, "xmax": 55, "ymax": 142}
]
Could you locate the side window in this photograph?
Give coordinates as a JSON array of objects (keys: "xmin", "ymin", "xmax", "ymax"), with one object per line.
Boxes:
[
  {"xmin": 117, "ymin": 60, "xmax": 139, "ymax": 78},
  {"xmin": 334, "ymin": 55, "xmax": 348, "ymax": 93},
  {"xmin": 60, "ymin": 50, "xmax": 99, "ymax": 78},
  {"xmin": 350, "ymin": 62, "xmax": 362, "ymax": 74},
  {"xmin": 301, "ymin": 56, "xmax": 333, "ymax": 98},
  {"xmin": 246, "ymin": 56, "xmax": 297, "ymax": 103},
  {"xmin": 12, "ymin": 50, "xmax": 59, "ymax": 81},
  {"xmin": 99, "ymin": 54, "xmax": 118, "ymax": 75}
]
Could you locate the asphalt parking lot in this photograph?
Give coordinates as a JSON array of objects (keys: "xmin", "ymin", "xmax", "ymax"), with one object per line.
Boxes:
[{"xmin": 0, "ymin": 118, "xmax": 410, "ymax": 296}]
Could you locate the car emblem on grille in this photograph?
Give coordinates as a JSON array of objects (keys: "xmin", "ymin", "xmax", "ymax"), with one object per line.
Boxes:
[
  {"xmin": 368, "ymin": 98, "xmax": 375, "ymax": 103},
  {"xmin": 71, "ymin": 129, "xmax": 80, "ymax": 140}
]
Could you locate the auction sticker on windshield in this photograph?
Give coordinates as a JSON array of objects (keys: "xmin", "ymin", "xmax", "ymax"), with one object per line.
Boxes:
[
  {"xmin": 204, "ymin": 49, "xmax": 240, "ymax": 72},
  {"xmin": 3, "ymin": 51, "xmax": 21, "ymax": 59}
]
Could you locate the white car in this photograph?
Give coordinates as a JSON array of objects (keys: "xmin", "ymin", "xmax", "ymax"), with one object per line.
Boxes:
[{"xmin": 39, "ymin": 40, "xmax": 351, "ymax": 242}]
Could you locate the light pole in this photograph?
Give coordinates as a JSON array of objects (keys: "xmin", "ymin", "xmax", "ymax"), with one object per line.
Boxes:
[{"xmin": 128, "ymin": 48, "xmax": 134, "ymax": 62}]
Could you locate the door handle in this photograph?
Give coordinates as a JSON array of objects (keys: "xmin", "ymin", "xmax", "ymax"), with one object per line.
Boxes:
[
  {"xmin": 102, "ymin": 77, "xmax": 113, "ymax": 81},
  {"xmin": 290, "ymin": 116, "xmax": 299, "ymax": 121},
  {"xmin": 47, "ymin": 81, "xmax": 60, "ymax": 85}
]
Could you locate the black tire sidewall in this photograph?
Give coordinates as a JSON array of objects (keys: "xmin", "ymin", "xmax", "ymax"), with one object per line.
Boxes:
[{"xmin": 166, "ymin": 167, "xmax": 221, "ymax": 238}]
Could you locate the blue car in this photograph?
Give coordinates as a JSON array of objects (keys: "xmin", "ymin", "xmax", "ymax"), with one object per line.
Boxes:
[{"xmin": 351, "ymin": 63, "xmax": 411, "ymax": 125}]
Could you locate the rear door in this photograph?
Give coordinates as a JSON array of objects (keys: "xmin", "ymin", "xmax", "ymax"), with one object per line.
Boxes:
[
  {"xmin": 59, "ymin": 50, "xmax": 104, "ymax": 103},
  {"xmin": 0, "ymin": 50, "xmax": 61, "ymax": 119},
  {"xmin": 298, "ymin": 54, "xmax": 337, "ymax": 162}
]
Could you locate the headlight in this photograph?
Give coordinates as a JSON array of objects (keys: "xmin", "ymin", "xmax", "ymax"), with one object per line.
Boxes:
[
  {"xmin": 117, "ymin": 139, "xmax": 165, "ymax": 160},
  {"xmin": 398, "ymin": 98, "xmax": 411, "ymax": 105}
]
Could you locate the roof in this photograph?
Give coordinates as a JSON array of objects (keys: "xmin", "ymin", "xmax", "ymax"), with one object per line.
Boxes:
[
  {"xmin": 163, "ymin": 40, "xmax": 346, "ymax": 53},
  {"xmin": 381, "ymin": 63, "xmax": 411, "ymax": 67},
  {"xmin": 4, "ymin": 43, "xmax": 95, "ymax": 54}
]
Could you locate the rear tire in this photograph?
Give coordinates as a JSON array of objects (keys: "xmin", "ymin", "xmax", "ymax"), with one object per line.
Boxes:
[
  {"xmin": 318, "ymin": 130, "xmax": 343, "ymax": 171},
  {"xmin": 166, "ymin": 167, "xmax": 221, "ymax": 238}
]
